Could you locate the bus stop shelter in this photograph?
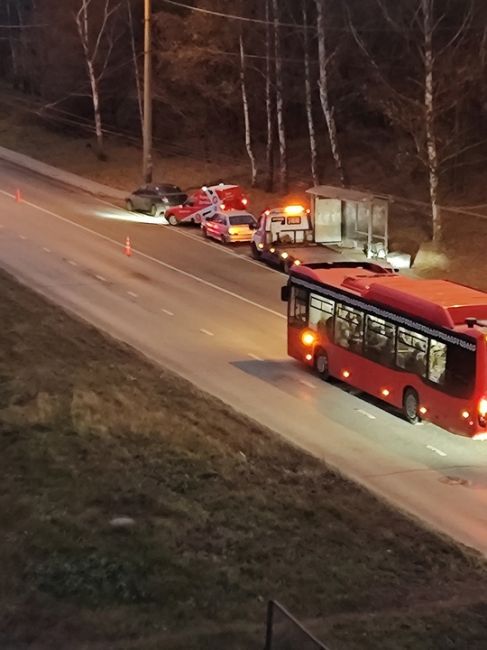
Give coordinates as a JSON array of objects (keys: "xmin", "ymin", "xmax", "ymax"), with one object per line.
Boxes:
[{"xmin": 306, "ymin": 185, "xmax": 389, "ymax": 259}]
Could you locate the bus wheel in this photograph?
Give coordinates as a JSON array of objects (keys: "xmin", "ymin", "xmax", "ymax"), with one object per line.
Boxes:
[
  {"xmin": 314, "ymin": 349, "xmax": 330, "ymax": 380},
  {"xmin": 168, "ymin": 215, "xmax": 178, "ymax": 226},
  {"xmin": 403, "ymin": 388, "xmax": 421, "ymax": 424}
]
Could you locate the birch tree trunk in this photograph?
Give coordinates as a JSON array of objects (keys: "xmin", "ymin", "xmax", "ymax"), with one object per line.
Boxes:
[
  {"xmin": 422, "ymin": 0, "xmax": 441, "ymax": 242},
  {"xmin": 126, "ymin": 0, "xmax": 143, "ymax": 137},
  {"xmin": 239, "ymin": 33, "xmax": 257, "ymax": 187},
  {"xmin": 303, "ymin": 2, "xmax": 319, "ymax": 186},
  {"xmin": 265, "ymin": 0, "xmax": 274, "ymax": 192},
  {"xmin": 272, "ymin": 0, "xmax": 288, "ymax": 192},
  {"xmin": 75, "ymin": 0, "xmax": 119, "ymax": 160},
  {"xmin": 6, "ymin": 0, "xmax": 18, "ymax": 83},
  {"xmin": 315, "ymin": 0, "xmax": 346, "ymax": 186}
]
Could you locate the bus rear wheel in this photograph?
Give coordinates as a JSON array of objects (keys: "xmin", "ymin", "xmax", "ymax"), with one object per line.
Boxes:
[
  {"xmin": 403, "ymin": 387, "xmax": 421, "ymax": 424},
  {"xmin": 314, "ymin": 349, "xmax": 330, "ymax": 380}
]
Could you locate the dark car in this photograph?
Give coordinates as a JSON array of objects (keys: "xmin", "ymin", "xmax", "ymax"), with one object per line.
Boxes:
[{"xmin": 125, "ymin": 183, "xmax": 187, "ymax": 216}]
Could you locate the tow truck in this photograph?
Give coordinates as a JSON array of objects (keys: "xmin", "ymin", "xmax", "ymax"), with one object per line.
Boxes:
[
  {"xmin": 164, "ymin": 183, "xmax": 248, "ymax": 226},
  {"xmin": 250, "ymin": 185, "xmax": 410, "ymax": 272}
]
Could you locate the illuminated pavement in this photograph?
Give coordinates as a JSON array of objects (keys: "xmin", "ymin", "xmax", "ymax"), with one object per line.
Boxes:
[{"xmin": 1, "ymin": 158, "xmax": 487, "ymax": 554}]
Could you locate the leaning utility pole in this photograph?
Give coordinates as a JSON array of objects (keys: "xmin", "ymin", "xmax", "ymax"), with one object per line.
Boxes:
[{"xmin": 143, "ymin": 0, "xmax": 153, "ymax": 183}]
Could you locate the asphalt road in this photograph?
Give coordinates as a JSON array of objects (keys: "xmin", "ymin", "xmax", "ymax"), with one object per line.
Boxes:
[{"xmin": 1, "ymin": 158, "xmax": 487, "ymax": 555}]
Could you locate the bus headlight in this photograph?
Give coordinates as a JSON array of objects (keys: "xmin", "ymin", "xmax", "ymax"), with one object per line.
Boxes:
[{"xmin": 301, "ymin": 331, "xmax": 316, "ymax": 346}]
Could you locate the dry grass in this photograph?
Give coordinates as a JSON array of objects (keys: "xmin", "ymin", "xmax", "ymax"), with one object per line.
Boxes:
[{"xmin": 1, "ymin": 264, "xmax": 487, "ymax": 649}]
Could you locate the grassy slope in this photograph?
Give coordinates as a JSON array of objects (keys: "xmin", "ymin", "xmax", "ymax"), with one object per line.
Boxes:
[{"xmin": 1, "ymin": 265, "xmax": 487, "ymax": 649}]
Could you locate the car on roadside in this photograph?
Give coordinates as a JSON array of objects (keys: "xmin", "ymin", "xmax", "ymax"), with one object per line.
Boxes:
[
  {"xmin": 201, "ymin": 211, "xmax": 257, "ymax": 243},
  {"xmin": 125, "ymin": 183, "xmax": 187, "ymax": 216},
  {"xmin": 165, "ymin": 184, "xmax": 248, "ymax": 225}
]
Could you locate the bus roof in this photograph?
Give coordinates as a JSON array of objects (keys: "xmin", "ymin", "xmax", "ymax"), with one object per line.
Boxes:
[{"xmin": 294, "ymin": 264, "xmax": 487, "ymax": 331}]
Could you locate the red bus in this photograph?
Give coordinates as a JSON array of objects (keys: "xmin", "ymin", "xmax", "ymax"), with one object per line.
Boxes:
[{"xmin": 281, "ymin": 261, "xmax": 487, "ymax": 438}]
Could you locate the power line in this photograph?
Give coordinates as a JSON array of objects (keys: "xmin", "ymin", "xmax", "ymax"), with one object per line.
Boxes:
[{"xmin": 160, "ymin": 0, "xmax": 312, "ymax": 29}]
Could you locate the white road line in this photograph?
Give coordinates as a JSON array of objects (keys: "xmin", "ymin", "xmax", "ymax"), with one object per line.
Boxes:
[
  {"xmin": 95, "ymin": 274, "xmax": 107, "ymax": 282},
  {"xmin": 248, "ymin": 353, "xmax": 263, "ymax": 361},
  {"xmin": 42, "ymin": 247, "xmax": 51, "ymax": 253},
  {"xmin": 356, "ymin": 408, "xmax": 377, "ymax": 420},
  {"xmin": 299, "ymin": 379, "xmax": 316, "ymax": 389},
  {"xmin": 67, "ymin": 259, "xmax": 78, "ymax": 266},
  {"xmin": 19, "ymin": 234, "xmax": 27, "ymax": 240},
  {"xmin": 426, "ymin": 444, "xmax": 447, "ymax": 457},
  {"xmin": 161, "ymin": 308, "xmax": 174, "ymax": 316},
  {"xmin": 0, "ymin": 189, "xmax": 285, "ymax": 321},
  {"xmin": 127, "ymin": 291, "xmax": 138, "ymax": 298},
  {"xmin": 200, "ymin": 328, "xmax": 214, "ymax": 337}
]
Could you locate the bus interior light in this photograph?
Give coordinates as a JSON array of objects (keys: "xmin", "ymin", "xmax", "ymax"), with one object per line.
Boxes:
[{"xmin": 301, "ymin": 331, "xmax": 316, "ymax": 346}]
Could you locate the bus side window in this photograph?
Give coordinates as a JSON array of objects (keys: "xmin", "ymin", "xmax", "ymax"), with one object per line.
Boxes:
[
  {"xmin": 335, "ymin": 303, "xmax": 364, "ymax": 353},
  {"xmin": 364, "ymin": 315, "xmax": 396, "ymax": 365},
  {"xmin": 428, "ymin": 339, "xmax": 447, "ymax": 385},
  {"xmin": 289, "ymin": 285, "xmax": 308, "ymax": 325},
  {"xmin": 309, "ymin": 293, "xmax": 335, "ymax": 338},
  {"xmin": 396, "ymin": 327, "xmax": 428, "ymax": 377}
]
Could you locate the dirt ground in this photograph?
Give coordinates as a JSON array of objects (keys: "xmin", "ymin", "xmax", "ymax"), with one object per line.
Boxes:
[{"xmin": 1, "ymin": 265, "xmax": 487, "ymax": 649}]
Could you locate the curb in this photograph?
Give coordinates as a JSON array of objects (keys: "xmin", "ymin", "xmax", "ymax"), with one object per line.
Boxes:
[{"xmin": 0, "ymin": 145, "xmax": 128, "ymax": 202}]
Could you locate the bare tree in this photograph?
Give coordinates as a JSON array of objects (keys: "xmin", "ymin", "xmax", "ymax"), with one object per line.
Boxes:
[
  {"xmin": 272, "ymin": 0, "xmax": 288, "ymax": 192},
  {"xmin": 349, "ymin": 0, "xmax": 479, "ymax": 242},
  {"xmin": 126, "ymin": 0, "xmax": 143, "ymax": 136},
  {"xmin": 302, "ymin": 1, "xmax": 319, "ymax": 186},
  {"xmin": 75, "ymin": 0, "xmax": 121, "ymax": 159},
  {"xmin": 239, "ymin": 33, "xmax": 258, "ymax": 186},
  {"xmin": 264, "ymin": 0, "xmax": 275, "ymax": 192},
  {"xmin": 315, "ymin": 0, "xmax": 346, "ymax": 186}
]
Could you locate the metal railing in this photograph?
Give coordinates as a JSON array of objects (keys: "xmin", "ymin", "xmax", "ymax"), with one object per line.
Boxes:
[{"xmin": 264, "ymin": 600, "xmax": 331, "ymax": 650}]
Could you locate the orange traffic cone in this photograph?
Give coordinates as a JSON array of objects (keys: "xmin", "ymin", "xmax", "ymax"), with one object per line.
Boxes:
[
  {"xmin": 124, "ymin": 236, "xmax": 132, "ymax": 257},
  {"xmin": 15, "ymin": 188, "xmax": 21, "ymax": 203}
]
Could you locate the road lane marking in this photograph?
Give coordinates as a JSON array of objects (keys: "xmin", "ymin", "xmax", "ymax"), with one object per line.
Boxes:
[
  {"xmin": 67, "ymin": 259, "xmax": 78, "ymax": 266},
  {"xmin": 0, "ymin": 189, "xmax": 285, "ymax": 321},
  {"xmin": 299, "ymin": 379, "xmax": 316, "ymax": 389},
  {"xmin": 356, "ymin": 408, "xmax": 376, "ymax": 420},
  {"xmin": 42, "ymin": 247, "xmax": 51, "ymax": 253},
  {"xmin": 161, "ymin": 308, "xmax": 174, "ymax": 316},
  {"xmin": 200, "ymin": 328, "xmax": 214, "ymax": 337},
  {"xmin": 426, "ymin": 444, "xmax": 447, "ymax": 457},
  {"xmin": 95, "ymin": 274, "xmax": 107, "ymax": 282},
  {"xmin": 248, "ymin": 353, "xmax": 263, "ymax": 361},
  {"xmin": 127, "ymin": 291, "xmax": 138, "ymax": 298}
]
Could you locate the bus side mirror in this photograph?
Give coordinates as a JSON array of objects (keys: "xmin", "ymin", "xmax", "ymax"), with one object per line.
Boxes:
[{"xmin": 281, "ymin": 285, "xmax": 289, "ymax": 302}]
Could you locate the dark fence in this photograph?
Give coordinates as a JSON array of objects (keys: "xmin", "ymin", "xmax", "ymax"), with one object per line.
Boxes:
[{"xmin": 264, "ymin": 600, "xmax": 331, "ymax": 650}]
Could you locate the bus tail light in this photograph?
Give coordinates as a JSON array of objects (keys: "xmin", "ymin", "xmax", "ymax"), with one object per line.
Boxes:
[
  {"xmin": 242, "ymin": 197, "xmax": 248, "ymax": 206},
  {"xmin": 478, "ymin": 398, "xmax": 487, "ymax": 426},
  {"xmin": 301, "ymin": 331, "xmax": 316, "ymax": 346}
]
